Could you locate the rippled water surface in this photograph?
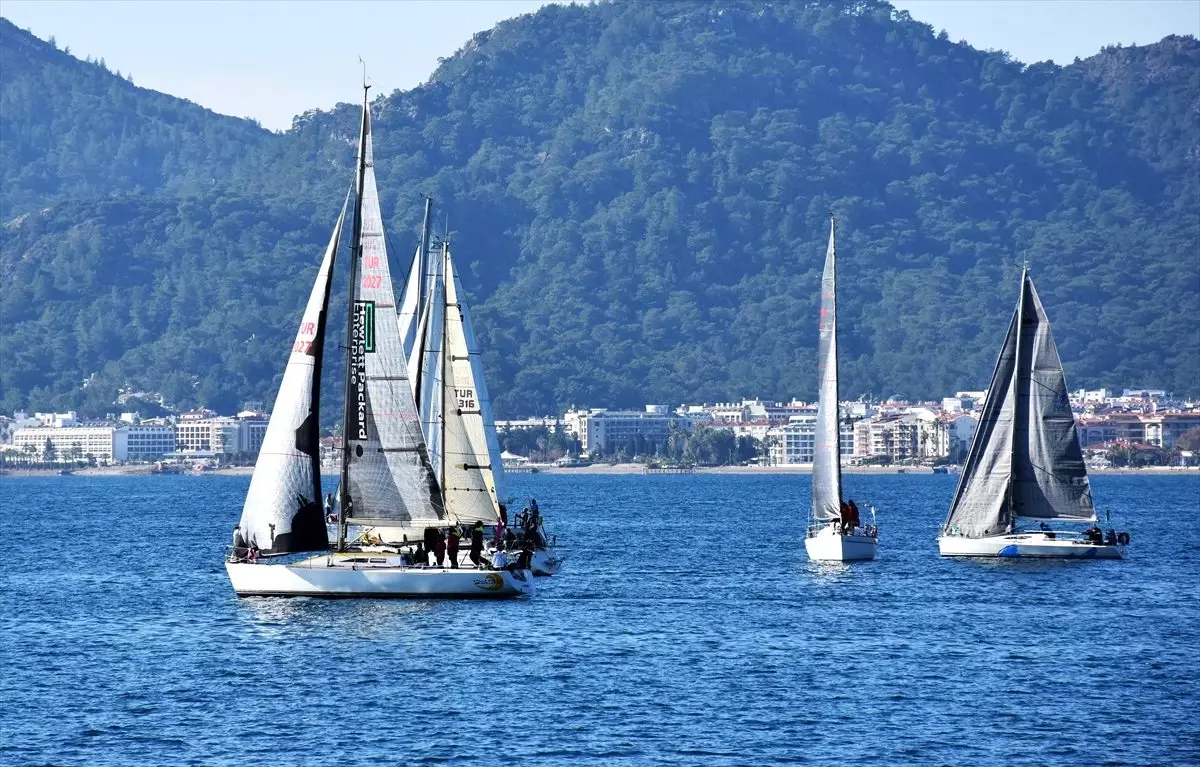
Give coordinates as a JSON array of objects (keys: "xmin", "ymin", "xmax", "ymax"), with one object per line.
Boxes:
[{"xmin": 2, "ymin": 472, "xmax": 1197, "ymax": 766}]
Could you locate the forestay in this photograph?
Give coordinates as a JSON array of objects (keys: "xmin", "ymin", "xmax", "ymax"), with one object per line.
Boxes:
[
  {"xmin": 237, "ymin": 197, "xmax": 347, "ymax": 553},
  {"xmin": 943, "ymin": 269, "xmax": 1094, "ymax": 538},
  {"xmin": 811, "ymin": 219, "xmax": 842, "ymax": 522},
  {"xmin": 439, "ymin": 244, "xmax": 503, "ymax": 525},
  {"xmin": 342, "ymin": 102, "xmax": 444, "ymax": 529}
]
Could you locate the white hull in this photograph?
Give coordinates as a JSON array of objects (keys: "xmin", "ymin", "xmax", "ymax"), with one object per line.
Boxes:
[
  {"xmin": 226, "ymin": 555, "xmax": 533, "ymax": 598},
  {"xmin": 530, "ymin": 549, "xmax": 565, "ymax": 576},
  {"xmin": 804, "ymin": 526, "xmax": 878, "ymax": 561},
  {"xmin": 938, "ymin": 533, "xmax": 1124, "ymax": 559}
]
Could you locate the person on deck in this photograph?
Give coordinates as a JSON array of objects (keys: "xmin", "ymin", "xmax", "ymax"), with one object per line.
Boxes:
[
  {"xmin": 492, "ymin": 548, "xmax": 508, "ymax": 571},
  {"xmin": 447, "ymin": 526, "xmax": 461, "ymax": 568},
  {"xmin": 839, "ymin": 501, "xmax": 851, "ymax": 534},
  {"xmin": 412, "ymin": 542, "xmax": 426, "ymax": 567},
  {"xmin": 433, "ymin": 530, "xmax": 447, "ymax": 567},
  {"xmin": 469, "ymin": 520, "xmax": 485, "ymax": 568},
  {"xmin": 847, "ymin": 499, "xmax": 861, "ymax": 531}
]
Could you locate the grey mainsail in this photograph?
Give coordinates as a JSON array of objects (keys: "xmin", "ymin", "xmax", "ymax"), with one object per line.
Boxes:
[
  {"xmin": 811, "ymin": 218, "xmax": 842, "ymax": 522},
  {"xmin": 943, "ymin": 269, "xmax": 1094, "ymax": 537},
  {"xmin": 340, "ymin": 93, "xmax": 444, "ymax": 532},
  {"xmin": 1011, "ymin": 276, "xmax": 1095, "ymax": 522},
  {"xmin": 237, "ymin": 196, "xmax": 347, "ymax": 553}
]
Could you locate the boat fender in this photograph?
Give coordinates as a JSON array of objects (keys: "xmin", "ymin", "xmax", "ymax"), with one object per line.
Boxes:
[{"xmin": 1117, "ymin": 532, "xmax": 1130, "ymax": 545}]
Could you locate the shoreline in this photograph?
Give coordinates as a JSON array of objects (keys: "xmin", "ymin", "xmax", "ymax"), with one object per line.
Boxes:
[{"xmin": 0, "ymin": 463, "xmax": 1195, "ymax": 478}]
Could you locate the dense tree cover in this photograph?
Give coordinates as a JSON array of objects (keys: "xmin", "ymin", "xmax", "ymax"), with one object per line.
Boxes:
[{"xmin": 1, "ymin": 1, "xmax": 1197, "ymax": 421}]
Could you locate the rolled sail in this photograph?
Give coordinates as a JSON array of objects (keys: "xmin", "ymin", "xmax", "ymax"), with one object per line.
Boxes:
[
  {"xmin": 237, "ymin": 197, "xmax": 347, "ymax": 553},
  {"xmin": 811, "ymin": 219, "xmax": 842, "ymax": 521}
]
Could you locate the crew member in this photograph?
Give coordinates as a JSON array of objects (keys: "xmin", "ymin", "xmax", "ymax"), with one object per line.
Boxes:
[
  {"xmin": 469, "ymin": 520, "xmax": 485, "ymax": 567},
  {"xmin": 447, "ymin": 525, "xmax": 461, "ymax": 568}
]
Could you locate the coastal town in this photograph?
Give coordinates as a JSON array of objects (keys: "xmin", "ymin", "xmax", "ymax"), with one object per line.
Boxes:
[{"xmin": 3, "ymin": 386, "xmax": 1197, "ymax": 472}]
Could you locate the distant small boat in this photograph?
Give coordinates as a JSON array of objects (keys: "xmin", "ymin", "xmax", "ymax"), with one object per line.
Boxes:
[
  {"xmin": 804, "ymin": 218, "xmax": 878, "ymax": 562},
  {"xmin": 931, "ymin": 466, "xmax": 949, "ymax": 474},
  {"xmin": 937, "ymin": 268, "xmax": 1128, "ymax": 559},
  {"xmin": 57, "ymin": 468, "xmax": 73, "ymax": 475}
]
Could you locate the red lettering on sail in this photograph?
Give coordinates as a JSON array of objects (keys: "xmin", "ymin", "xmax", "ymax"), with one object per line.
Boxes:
[
  {"xmin": 365, "ymin": 256, "xmax": 380, "ymax": 269},
  {"xmin": 362, "ymin": 275, "xmax": 383, "ymax": 290}
]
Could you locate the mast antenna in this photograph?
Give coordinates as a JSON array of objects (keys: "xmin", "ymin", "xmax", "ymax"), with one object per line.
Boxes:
[{"xmin": 359, "ymin": 57, "xmax": 370, "ymax": 92}]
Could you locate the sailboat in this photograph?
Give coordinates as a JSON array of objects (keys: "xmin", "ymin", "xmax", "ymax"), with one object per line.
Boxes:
[
  {"xmin": 937, "ymin": 268, "xmax": 1128, "ymax": 559},
  {"xmin": 224, "ymin": 85, "xmax": 533, "ymax": 597},
  {"xmin": 805, "ymin": 218, "xmax": 878, "ymax": 561},
  {"xmin": 394, "ymin": 202, "xmax": 564, "ymax": 576}
]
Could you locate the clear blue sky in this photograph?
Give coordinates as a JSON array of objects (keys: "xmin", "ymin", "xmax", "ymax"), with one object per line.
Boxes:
[{"xmin": 2, "ymin": 0, "xmax": 1197, "ymax": 131}]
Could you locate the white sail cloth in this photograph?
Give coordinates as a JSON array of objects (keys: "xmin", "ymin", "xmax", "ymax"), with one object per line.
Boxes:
[
  {"xmin": 342, "ymin": 104, "xmax": 444, "ymax": 528},
  {"xmin": 811, "ymin": 219, "xmax": 842, "ymax": 522},
  {"xmin": 237, "ymin": 197, "xmax": 347, "ymax": 553}
]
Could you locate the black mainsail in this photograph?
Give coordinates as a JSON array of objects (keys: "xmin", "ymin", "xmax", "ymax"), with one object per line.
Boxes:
[
  {"xmin": 943, "ymin": 268, "xmax": 1095, "ymax": 537},
  {"xmin": 237, "ymin": 196, "xmax": 348, "ymax": 554}
]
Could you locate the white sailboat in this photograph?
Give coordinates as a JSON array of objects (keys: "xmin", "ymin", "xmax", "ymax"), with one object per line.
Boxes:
[
  {"xmin": 805, "ymin": 218, "xmax": 878, "ymax": 561},
  {"xmin": 225, "ymin": 85, "xmax": 532, "ymax": 597},
  {"xmin": 394, "ymin": 204, "xmax": 564, "ymax": 576},
  {"xmin": 937, "ymin": 268, "xmax": 1128, "ymax": 559}
]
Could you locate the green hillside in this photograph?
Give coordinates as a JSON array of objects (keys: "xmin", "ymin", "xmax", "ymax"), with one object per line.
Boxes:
[{"xmin": 1, "ymin": 1, "xmax": 1197, "ymax": 418}]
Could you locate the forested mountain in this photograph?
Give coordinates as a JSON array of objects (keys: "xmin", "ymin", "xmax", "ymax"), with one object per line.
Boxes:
[{"xmin": 1, "ymin": 1, "xmax": 1197, "ymax": 419}]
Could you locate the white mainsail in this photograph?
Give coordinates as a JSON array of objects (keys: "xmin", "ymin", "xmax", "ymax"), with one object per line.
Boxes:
[
  {"xmin": 943, "ymin": 269, "xmax": 1095, "ymax": 538},
  {"xmin": 237, "ymin": 196, "xmax": 347, "ymax": 553},
  {"xmin": 811, "ymin": 218, "xmax": 842, "ymax": 522},
  {"xmin": 439, "ymin": 243, "xmax": 503, "ymax": 524},
  {"xmin": 341, "ymin": 96, "xmax": 444, "ymax": 531}
]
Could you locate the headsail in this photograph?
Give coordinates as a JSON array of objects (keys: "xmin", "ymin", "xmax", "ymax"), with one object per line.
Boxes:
[
  {"xmin": 340, "ymin": 93, "xmax": 444, "ymax": 533},
  {"xmin": 943, "ymin": 269, "xmax": 1094, "ymax": 537},
  {"xmin": 811, "ymin": 218, "xmax": 842, "ymax": 522},
  {"xmin": 237, "ymin": 196, "xmax": 348, "ymax": 554},
  {"xmin": 439, "ymin": 243, "xmax": 503, "ymax": 524}
]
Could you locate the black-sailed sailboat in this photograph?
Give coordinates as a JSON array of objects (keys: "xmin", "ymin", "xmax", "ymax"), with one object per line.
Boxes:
[{"xmin": 937, "ymin": 267, "xmax": 1127, "ymax": 559}]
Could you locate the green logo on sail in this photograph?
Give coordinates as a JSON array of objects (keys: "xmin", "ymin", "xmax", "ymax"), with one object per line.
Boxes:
[{"xmin": 358, "ymin": 301, "xmax": 375, "ymax": 353}]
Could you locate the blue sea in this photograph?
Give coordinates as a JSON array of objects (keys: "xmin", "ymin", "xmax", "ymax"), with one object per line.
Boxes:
[{"xmin": 1, "ymin": 472, "xmax": 1197, "ymax": 767}]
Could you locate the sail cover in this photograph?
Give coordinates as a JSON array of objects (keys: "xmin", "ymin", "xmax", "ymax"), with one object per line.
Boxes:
[
  {"xmin": 439, "ymin": 245, "xmax": 502, "ymax": 524},
  {"xmin": 237, "ymin": 197, "xmax": 347, "ymax": 553},
  {"xmin": 342, "ymin": 103, "xmax": 444, "ymax": 528},
  {"xmin": 811, "ymin": 219, "xmax": 842, "ymax": 521},
  {"xmin": 944, "ymin": 270, "xmax": 1094, "ymax": 537},
  {"xmin": 1011, "ymin": 277, "xmax": 1095, "ymax": 522}
]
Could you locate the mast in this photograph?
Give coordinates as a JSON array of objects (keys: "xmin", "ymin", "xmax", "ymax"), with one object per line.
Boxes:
[
  {"xmin": 418, "ymin": 196, "xmax": 433, "ymax": 316},
  {"xmin": 1007, "ymin": 266, "xmax": 1028, "ymax": 532},
  {"xmin": 440, "ymin": 235, "xmax": 450, "ymax": 519},
  {"xmin": 337, "ymin": 79, "xmax": 372, "ymax": 552}
]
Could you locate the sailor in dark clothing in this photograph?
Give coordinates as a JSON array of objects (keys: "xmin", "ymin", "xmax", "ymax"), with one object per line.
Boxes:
[
  {"xmin": 469, "ymin": 520, "xmax": 485, "ymax": 568},
  {"xmin": 846, "ymin": 499, "xmax": 861, "ymax": 531},
  {"xmin": 447, "ymin": 526, "xmax": 462, "ymax": 568},
  {"xmin": 434, "ymin": 530, "xmax": 447, "ymax": 567},
  {"xmin": 412, "ymin": 542, "xmax": 426, "ymax": 567}
]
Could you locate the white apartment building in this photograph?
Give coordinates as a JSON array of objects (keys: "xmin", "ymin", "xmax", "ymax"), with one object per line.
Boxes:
[
  {"xmin": 766, "ymin": 415, "xmax": 855, "ymax": 465},
  {"xmin": 565, "ymin": 407, "xmax": 690, "ymax": 454},
  {"xmin": 175, "ymin": 415, "xmax": 267, "ymax": 456},
  {"xmin": 12, "ymin": 424, "xmax": 128, "ymax": 463},
  {"xmin": 126, "ymin": 423, "xmax": 177, "ymax": 460},
  {"xmin": 853, "ymin": 410, "xmax": 948, "ymax": 462}
]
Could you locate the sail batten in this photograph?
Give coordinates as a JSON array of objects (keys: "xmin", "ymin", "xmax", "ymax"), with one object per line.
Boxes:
[
  {"xmin": 811, "ymin": 218, "xmax": 842, "ymax": 522},
  {"xmin": 943, "ymin": 270, "xmax": 1094, "ymax": 538},
  {"xmin": 238, "ymin": 196, "xmax": 348, "ymax": 554}
]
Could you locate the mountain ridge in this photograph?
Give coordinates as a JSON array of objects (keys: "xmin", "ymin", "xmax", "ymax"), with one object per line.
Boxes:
[{"xmin": 1, "ymin": 2, "xmax": 1197, "ymax": 417}]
